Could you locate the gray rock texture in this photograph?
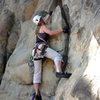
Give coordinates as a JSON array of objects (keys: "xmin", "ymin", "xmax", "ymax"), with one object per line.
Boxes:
[
  {"xmin": 0, "ymin": 9, "xmax": 14, "ymax": 82},
  {"xmin": 55, "ymin": 0, "xmax": 100, "ymax": 100},
  {"xmin": 0, "ymin": 0, "xmax": 100, "ymax": 100},
  {"xmin": 5, "ymin": 0, "xmax": 39, "ymax": 21}
]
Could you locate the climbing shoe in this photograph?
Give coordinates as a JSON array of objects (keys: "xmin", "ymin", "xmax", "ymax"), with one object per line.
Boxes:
[
  {"xmin": 35, "ymin": 93, "xmax": 42, "ymax": 100},
  {"xmin": 56, "ymin": 72, "xmax": 72, "ymax": 78},
  {"xmin": 31, "ymin": 93, "xmax": 35, "ymax": 100},
  {"xmin": 31, "ymin": 92, "xmax": 42, "ymax": 100}
]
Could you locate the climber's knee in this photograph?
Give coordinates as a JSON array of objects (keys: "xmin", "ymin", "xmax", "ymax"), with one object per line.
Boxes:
[
  {"xmin": 45, "ymin": 48, "xmax": 63, "ymax": 62},
  {"xmin": 54, "ymin": 53, "xmax": 63, "ymax": 62}
]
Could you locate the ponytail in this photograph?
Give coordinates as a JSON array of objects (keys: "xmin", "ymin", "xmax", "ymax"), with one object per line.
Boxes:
[{"xmin": 35, "ymin": 26, "xmax": 39, "ymax": 34}]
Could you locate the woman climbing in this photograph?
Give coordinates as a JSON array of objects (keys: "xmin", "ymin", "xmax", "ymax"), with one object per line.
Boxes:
[{"xmin": 31, "ymin": 11, "xmax": 72, "ymax": 100}]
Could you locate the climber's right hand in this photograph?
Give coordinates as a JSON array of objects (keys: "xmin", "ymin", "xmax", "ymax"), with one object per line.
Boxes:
[
  {"xmin": 62, "ymin": 26, "xmax": 68, "ymax": 33},
  {"xmin": 62, "ymin": 26, "xmax": 70, "ymax": 34}
]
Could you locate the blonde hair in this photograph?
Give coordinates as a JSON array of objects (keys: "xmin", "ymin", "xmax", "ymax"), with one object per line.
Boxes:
[{"xmin": 35, "ymin": 26, "xmax": 39, "ymax": 34}]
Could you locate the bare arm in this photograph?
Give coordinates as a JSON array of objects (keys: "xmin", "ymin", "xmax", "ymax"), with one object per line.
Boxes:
[
  {"xmin": 44, "ymin": 15, "xmax": 52, "ymax": 24},
  {"xmin": 42, "ymin": 25, "xmax": 64, "ymax": 35},
  {"xmin": 45, "ymin": 11, "xmax": 53, "ymax": 24}
]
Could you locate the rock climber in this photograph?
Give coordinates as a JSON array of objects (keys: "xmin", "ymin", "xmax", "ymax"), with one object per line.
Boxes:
[{"xmin": 31, "ymin": 11, "xmax": 72, "ymax": 100}]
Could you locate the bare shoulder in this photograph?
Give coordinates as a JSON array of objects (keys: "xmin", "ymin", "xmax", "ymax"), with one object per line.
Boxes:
[
  {"xmin": 41, "ymin": 25, "xmax": 48, "ymax": 31},
  {"xmin": 41, "ymin": 25, "xmax": 47, "ymax": 29},
  {"xmin": 39, "ymin": 25, "xmax": 47, "ymax": 33},
  {"xmin": 40, "ymin": 25, "xmax": 52, "ymax": 35}
]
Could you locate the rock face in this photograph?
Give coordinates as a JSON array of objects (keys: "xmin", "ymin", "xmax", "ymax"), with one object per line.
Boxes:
[
  {"xmin": 5, "ymin": 0, "xmax": 39, "ymax": 21},
  {"xmin": 0, "ymin": 9, "xmax": 14, "ymax": 82},
  {"xmin": 7, "ymin": 32, "xmax": 19, "ymax": 58},
  {"xmin": 0, "ymin": 0, "xmax": 4, "ymax": 14},
  {"xmin": 0, "ymin": 0, "xmax": 100, "ymax": 100},
  {"xmin": 55, "ymin": 0, "xmax": 100, "ymax": 100}
]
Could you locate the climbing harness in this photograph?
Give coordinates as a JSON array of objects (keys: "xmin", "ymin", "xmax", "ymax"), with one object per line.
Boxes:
[
  {"xmin": 37, "ymin": 34, "xmax": 47, "ymax": 44},
  {"xmin": 28, "ymin": 43, "xmax": 48, "ymax": 73},
  {"xmin": 33, "ymin": 33, "xmax": 48, "ymax": 60},
  {"xmin": 28, "ymin": 33, "xmax": 48, "ymax": 73},
  {"xmin": 33, "ymin": 43, "xmax": 48, "ymax": 60}
]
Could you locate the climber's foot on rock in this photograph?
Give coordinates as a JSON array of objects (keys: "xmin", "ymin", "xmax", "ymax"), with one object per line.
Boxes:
[{"xmin": 56, "ymin": 72, "xmax": 72, "ymax": 78}]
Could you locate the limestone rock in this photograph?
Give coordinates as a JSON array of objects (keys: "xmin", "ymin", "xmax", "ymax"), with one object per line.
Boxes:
[
  {"xmin": 0, "ymin": 0, "xmax": 100, "ymax": 100},
  {"xmin": 7, "ymin": 32, "xmax": 19, "ymax": 58},
  {"xmin": 94, "ymin": 24, "xmax": 100, "ymax": 45},
  {"xmin": 10, "ymin": 63, "xmax": 33, "ymax": 84},
  {"xmin": 35, "ymin": 0, "xmax": 57, "ymax": 11},
  {"xmin": 0, "ymin": 0, "xmax": 70, "ymax": 99},
  {"xmin": 55, "ymin": 36, "xmax": 100, "ymax": 100},
  {"xmin": 5, "ymin": 0, "xmax": 39, "ymax": 21},
  {"xmin": 0, "ymin": 9, "xmax": 14, "ymax": 82},
  {"xmin": 6, "ymin": 20, "xmax": 35, "ymax": 68},
  {"xmin": 1, "ymin": 4, "xmax": 68, "ymax": 98},
  {"xmin": 0, "ymin": 0, "xmax": 4, "ymax": 14},
  {"xmin": 55, "ymin": 0, "xmax": 100, "ymax": 100}
]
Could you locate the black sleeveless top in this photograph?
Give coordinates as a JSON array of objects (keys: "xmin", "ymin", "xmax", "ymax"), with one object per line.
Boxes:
[{"xmin": 36, "ymin": 33, "xmax": 49, "ymax": 43}]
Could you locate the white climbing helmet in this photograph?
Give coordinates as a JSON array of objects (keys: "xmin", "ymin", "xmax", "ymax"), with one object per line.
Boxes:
[{"xmin": 32, "ymin": 15, "xmax": 42, "ymax": 25}]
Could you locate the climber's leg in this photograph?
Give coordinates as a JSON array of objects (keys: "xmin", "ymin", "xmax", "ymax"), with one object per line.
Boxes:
[
  {"xmin": 33, "ymin": 60, "xmax": 42, "ymax": 95},
  {"xmin": 45, "ymin": 47, "xmax": 72, "ymax": 78},
  {"xmin": 45, "ymin": 47, "xmax": 63, "ymax": 72},
  {"xmin": 54, "ymin": 60, "xmax": 62, "ymax": 72},
  {"xmin": 34, "ymin": 83, "xmax": 40, "ymax": 95}
]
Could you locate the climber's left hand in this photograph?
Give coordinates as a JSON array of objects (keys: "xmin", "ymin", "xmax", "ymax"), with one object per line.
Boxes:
[{"xmin": 49, "ymin": 11, "xmax": 53, "ymax": 16}]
